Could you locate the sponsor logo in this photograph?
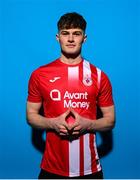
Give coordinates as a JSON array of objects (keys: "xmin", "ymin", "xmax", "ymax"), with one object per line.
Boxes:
[
  {"xmin": 50, "ymin": 89, "xmax": 90, "ymax": 109},
  {"xmin": 50, "ymin": 89, "xmax": 61, "ymax": 101},
  {"xmin": 49, "ymin": 77, "xmax": 61, "ymax": 83}
]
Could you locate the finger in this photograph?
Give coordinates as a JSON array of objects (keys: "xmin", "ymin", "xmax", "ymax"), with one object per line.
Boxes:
[
  {"xmin": 59, "ymin": 125, "xmax": 68, "ymax": 130},
  {"xmin": 60, "ymin": 128, "xmax": 68, "ymax": 134},
  {"xmin": 62, "ymin": 121, "xmax": 70, "ymax": 130},
  {"xmin": 60, "ymin": 110, "xmax": 69, "ymax": 119},
  {"xmin": 60, "ymin": 132, "xmax": 68, "ymax": 136},
  {"xmin": 60, "ymin": 129, "xmax": 68, "ymax": 136},
  {"xmin": 69, "ymin": 122, "xmax": 80, "ymax": 130},
  {"xmin": 73, "ymin": 125, "xmax": 81, "ymax": 131},
  {"xmin": 71, "ymin": 131, "xmax": 80, "ymax": 135},
  {"xmin": 63, "ymin": 109, "xmax": 71, "ymax": 116}
]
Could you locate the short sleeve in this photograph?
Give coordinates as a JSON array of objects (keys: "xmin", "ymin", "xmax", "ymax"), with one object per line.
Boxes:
[
  {"xmin": 97, "ymin": 71, "xmax": 114, "ymax": 107},
  {"xmin": 27, "ymin": 71, "xmax": 42, "ymax": 102}
]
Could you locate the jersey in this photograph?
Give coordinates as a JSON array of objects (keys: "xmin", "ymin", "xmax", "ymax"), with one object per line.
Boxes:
[{"xmin": 27, "ymin": 58, "xmax": 114, "ymax": 177}]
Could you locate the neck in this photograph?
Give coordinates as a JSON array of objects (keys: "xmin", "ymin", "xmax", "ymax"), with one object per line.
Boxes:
[{"xmin": 60, "ymin": 52, "xmax": 82, "ymax": 65}]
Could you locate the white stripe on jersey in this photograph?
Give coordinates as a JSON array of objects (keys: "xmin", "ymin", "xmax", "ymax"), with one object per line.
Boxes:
[
  {"xmin": 96, "ymin": 67, "xmax": 101, "ymax": 89},
  {"xmin": 83, "ymin": 60, "xmax": 91, "ymax": 79},
  {"xmin": 84, "ymin": 134, "xmax": 92, "ymax": 174},
  {"xmin": 69, "ymin": 139, "xmax": 80, "ymax": 177},
  {"xmin": 68, "ymin": 66, "xmax": 79, "ymax": 81},
  {"xmin": 68, "ymin": 66, "xmax": 80, "ymax": 177}
]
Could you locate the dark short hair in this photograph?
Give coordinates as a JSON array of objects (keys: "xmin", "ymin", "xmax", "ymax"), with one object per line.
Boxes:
[{"xmin": 57, "ymin": 12, "xmax": 87, "ymax": 32}]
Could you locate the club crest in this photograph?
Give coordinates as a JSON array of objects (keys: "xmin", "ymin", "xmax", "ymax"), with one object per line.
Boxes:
[{"xmin": 83, "ymin": 76, "xmax": 93, "ymax": 86}]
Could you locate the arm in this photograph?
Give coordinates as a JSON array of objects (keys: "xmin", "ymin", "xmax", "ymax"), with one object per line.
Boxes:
[
  {"xmin": 26, "ymin": 101, "xmax": 70, "ymax": 135},
  {"xmin": 90, "ymin": 105, "xmax": 115, "ymax": 131},
  {"xmin": 70, "ymin": 105, "xmax": 115, "ymax": 134}
]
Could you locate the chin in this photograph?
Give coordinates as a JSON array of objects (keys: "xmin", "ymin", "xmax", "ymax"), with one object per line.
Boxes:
[
  {"xmin": 61, "ymin": 49, "xmax": 81, "ymax": 57},
  {"xmin": 64, "ymin": 50, "xmax": 80, "ymax": 55},
  {"xmin": 67, "ymin": 51, "xmax": 77, "ymax": 54}
]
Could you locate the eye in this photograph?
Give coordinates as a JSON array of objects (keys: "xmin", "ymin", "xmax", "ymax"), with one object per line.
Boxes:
[
  {"xmin": 60, "ymin": 31, "xmax": 69, "ymax": 36},
  {"xmin": 73, "ymin": 32, "xmax": 82, "ymax": 36}
]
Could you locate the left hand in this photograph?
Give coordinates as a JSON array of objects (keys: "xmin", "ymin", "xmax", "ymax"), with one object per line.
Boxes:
[{"xmin": 68, "ymin": 109, "xmax": 94, "ymax": 135}]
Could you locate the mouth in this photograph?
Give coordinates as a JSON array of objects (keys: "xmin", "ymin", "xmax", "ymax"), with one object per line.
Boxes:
[{"xmin": 66, "ymin": 44, "xmax": 76, "ymax": 48}]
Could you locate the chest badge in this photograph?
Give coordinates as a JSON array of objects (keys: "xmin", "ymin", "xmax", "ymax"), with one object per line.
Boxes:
[{"xmin": 83, "ymin": 76, "xmax": 93, "ymax": 86}]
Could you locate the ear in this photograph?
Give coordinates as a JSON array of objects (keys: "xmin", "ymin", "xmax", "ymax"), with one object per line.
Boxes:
[
  {"xmin": 56, "ymin": 34, "xmax": 59, "ymax": 42},
  {"xmin": 83, "ymin": 34, "xmax": 87, "ymax": 43}
]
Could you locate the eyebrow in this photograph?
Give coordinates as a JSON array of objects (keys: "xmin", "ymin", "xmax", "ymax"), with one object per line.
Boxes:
[{"xmin": 60, "ymin": 30, "xmax": 83, "ymax": 34}]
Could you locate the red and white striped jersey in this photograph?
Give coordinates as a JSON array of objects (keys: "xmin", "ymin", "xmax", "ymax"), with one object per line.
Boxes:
[{"xmin": 27, "ymin": 58, "xmax": 114, "ymax": 177}]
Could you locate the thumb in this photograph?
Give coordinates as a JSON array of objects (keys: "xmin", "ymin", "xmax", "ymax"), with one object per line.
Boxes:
[
  {"xmin": 62, "ymin": 109, "xmax": 71, "ymax": 118},
  {"xmin": 65, "ymin": 108, "xmax": 71, "ymax": 116}
]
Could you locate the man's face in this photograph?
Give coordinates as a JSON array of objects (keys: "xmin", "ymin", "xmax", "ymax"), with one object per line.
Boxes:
[{"xmin": 56, "ymin": 28, "xmax": 87, "ymax": 56}]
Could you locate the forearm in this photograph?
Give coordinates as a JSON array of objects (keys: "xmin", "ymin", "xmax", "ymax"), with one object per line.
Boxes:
[
  {"xmin": 90, "ymin": 105, "xmax": 115, "ymax": 132},
  {"xmin": 90, "ymin": 116, "xmax": 115, "ymax": 132},
  {"xmin": 26, "ymin": 101, "xmax": 70, "ymax": 135},
  {"xmin": 27, "ymin": 113, "xmax": 53, "ymax": 130}
]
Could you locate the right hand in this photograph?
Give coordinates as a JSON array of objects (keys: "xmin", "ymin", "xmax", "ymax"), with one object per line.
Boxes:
[{"xmin": 48, "ymin": 109, "xmax": 71, "ymax": 136}]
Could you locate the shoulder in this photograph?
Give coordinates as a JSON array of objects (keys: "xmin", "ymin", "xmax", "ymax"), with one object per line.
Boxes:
[
  {"xmin": 85, "ymin": 60, "xmax": 112, "ymax": 88},
  {"xmin": 30, "ymin": 59, "xmax": 59, "ymax": 77},
  {"xmin": 89, "ymin": 61, "xmax": 109, "ymax": 79},
  {"xmin": 84, "ymin": 59, "xmax": 102, "ymax": 77}
]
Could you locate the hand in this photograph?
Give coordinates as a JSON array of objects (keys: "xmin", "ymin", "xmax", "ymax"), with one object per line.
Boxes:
[
  {"xmin": 49, "ymin": 109, "xmax": 70, "ymax": 136},
  {"xmin": 69, "ymin": 109, "xmax": 93, "ymax": 135}
]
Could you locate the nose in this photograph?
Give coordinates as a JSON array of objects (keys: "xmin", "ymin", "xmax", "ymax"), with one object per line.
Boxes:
[{"xmin": 68, "ymin": 34, "xmax": 74, "ymax": 42}]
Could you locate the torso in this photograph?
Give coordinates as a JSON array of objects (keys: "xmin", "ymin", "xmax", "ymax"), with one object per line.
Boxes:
[{"xmin": 28, "ymin": 58, "xmax": 113, "ymax": 177}]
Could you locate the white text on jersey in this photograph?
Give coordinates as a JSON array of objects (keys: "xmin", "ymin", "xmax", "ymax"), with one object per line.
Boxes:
[
  {"xmin": 50, "ymin": 90, "xmax": 90, "ymax": 109},
  {"xmin": 64, "ymin": 91, "xmax": 88, "ymax": 100},
  {"xmin": 63, "ymin": 91, "xmax": 90, "ymax": 109}
]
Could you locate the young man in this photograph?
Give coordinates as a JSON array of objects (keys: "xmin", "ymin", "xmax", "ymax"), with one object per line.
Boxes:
[{"xmin": 26, "ymin": 12, "xmax": 115, "ymax": 179}]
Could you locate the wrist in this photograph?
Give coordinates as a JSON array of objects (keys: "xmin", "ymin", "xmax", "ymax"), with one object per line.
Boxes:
[
  {"xmin": 45, "ymin": 117, "xmax": 55, "ymax": 130},
  {"xmin": 87, "ymin": 120, "xmax": 95, "ymax": 132}
]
